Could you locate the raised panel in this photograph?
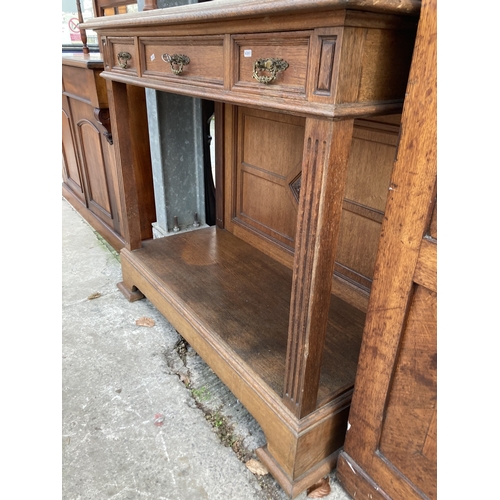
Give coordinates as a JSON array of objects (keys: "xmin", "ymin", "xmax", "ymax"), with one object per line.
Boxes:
[
  {"xmin": 378, "ymin": 284, "xmax": 437, "ymax": 499},
  {"xmin": 231, "ymin": 107, "xmax": 305, "ymax": 252},
  {"xmin": 344, "ymin": 126, "xmax": 398, "ymax": 212},
  {"xmin": 62, "ymin": 101, "xmax": 86, "ymax": 204},
  {"xmin": 335, "ymin": 211, "xmax": 382, "ymax": 289},
  {"xmin": 241, "ymin": 113, "xmax": 305, "ymax": 177},
  {"xmin": 78, "ymin": 119, "xmax": 113, "ymax": 222},
  {"xmin": 240, "ymin": 170, "xmax": 297, "ymax": 247},
  {"xmin": 305, "ymin": 27, "xmax": 343, "ymax": 106},
  {"xmin": 315, "ymin": 37, "xmax": 336, "ymax": 93},
  {"xmin": 333, "ymin": 117, "xmax": 399, "ymax": 293}
]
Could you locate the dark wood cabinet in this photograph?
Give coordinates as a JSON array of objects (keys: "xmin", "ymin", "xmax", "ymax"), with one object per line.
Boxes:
[
  {"xmin": 82, "ymin": 1, "xmax": 427, "ymax": 497},
  {"xmin": 62, "ymin": 53, "xmax": 156, "ymax": 251}
]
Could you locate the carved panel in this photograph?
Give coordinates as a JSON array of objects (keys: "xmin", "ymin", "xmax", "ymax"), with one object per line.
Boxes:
[
  {"xmin": 78, "ymin": 119, "xmax": 113, "ymax": 221},
  {"xmin": 315, "ymin": 36, "xmax": 337, "ymax": 94},
  {"xmin": 62, "ymin": 100, "xmax": 86, "ymax": 204},
  {"xmin": 289, "ymin": 172, "xmax": 301, "ymax": 203}
]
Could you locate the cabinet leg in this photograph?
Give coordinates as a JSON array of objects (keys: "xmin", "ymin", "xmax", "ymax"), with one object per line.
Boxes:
[
  {"xmin": 284, "ymin": 118, "xmax": 354, "ymax": 418},
  {"xmin": 117, "ymin": 281, "xmax": 145, "ymax": 302},
  {"xmin": 256, "ymin": 445, "xmax": 340, "ymax": 499},
  {"xmin": 117, "ymin": 250, "xmax": 145, "ymax": 302}
]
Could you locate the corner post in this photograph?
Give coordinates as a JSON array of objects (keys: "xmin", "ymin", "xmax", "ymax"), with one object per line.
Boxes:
[
  {"xmin": 105, "ymin": 79, "xmax": 143, "ymax": 251},
  {"xmin": 283, "ymin": 117, "xmax": 354, "ymax": 419}
]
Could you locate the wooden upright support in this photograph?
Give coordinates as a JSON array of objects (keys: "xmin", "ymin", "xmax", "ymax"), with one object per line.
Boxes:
[
  {"xmin": 284, "ymin": 118, "xmax": 354, "ymax": 418},
  {"xmin": 105, "ymin": 80, "xmax": 143, "ymax": 251}
]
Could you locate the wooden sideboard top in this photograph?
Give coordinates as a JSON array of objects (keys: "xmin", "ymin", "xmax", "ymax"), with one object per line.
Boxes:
[
  {"xmin": 80, "ymin": 0, "xmax": 418, "ymax": 120},
  {"xmin": 62, "ymin": 52, "xmax": 104, "ymax": 70},
  {"xmin": 82, "ymin": 0, "xmax": 421, "ymax": 30}
]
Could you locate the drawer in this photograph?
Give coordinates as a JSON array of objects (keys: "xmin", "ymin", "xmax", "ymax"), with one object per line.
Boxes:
[
  {"xmin": 104, "ymin": 37, "xmax": 139, "ymax": 76},
  {"xmin": 231, "ymin": 32, "xmax": 311, "ymax": 97},
  {"xmin": 139, "ymin": 36, "xmax": 224, "ymax": 86}
]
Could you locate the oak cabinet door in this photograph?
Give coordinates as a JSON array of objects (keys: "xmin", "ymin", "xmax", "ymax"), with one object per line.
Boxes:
[{"xmin": 71, "ymin": 98, "xmax": 117, "ymax": 231}]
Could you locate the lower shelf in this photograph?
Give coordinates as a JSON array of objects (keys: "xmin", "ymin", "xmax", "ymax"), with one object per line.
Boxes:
[
  {"xmin": 117, "ymin": 226, "xmax": 365, "ymax": 495},
  {"xmin": 122, "ymin": 226, "xmax": 364, "ymax": 404}
]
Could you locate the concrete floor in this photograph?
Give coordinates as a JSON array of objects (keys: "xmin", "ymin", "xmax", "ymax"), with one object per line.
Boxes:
[{"xmin": 62, "ymin": 198, "xmax": 353, "ymax": 500}]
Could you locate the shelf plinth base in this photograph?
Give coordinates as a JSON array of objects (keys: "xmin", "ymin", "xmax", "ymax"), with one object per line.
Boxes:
[
  {"xmin": 257, "ymin": 445, "xmax": 341, "ymax": 498},
  {"xmin": 117, "ymin": 281, "xmax": 145, "ymax": 302}
]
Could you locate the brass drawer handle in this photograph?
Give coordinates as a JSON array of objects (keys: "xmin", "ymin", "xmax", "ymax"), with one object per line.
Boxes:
[
  {"xmin": 117, "ymin": 51, "xmax": 131, "ymax": 69},
  {"xmin": 162, "ymin": 53, "xmax": 190, "ymax": 75},
  {"xmin": 252, "ymin": 58, "xmax": 289, "ymax": 84}
]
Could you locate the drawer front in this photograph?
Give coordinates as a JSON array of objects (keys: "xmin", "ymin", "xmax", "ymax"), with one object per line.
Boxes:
[
  {"xmin": 232, "ymin": 32, "xmax": 311, "ymax": 97},
  {"xmin": 140, "ymin": 36, "xmax": 224, "ymax": 86},
  {"xmin": 63, "ymin": 65, "xmax": 95, "ymax": 103},
  {"xmin": 106, "ymin": 37, "xmax": 138, "ymax": 76}
]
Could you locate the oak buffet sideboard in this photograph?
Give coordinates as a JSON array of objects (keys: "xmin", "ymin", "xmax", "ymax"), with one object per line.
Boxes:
[
  {"xmin": 62, "ymin": 52, "xmax": 156, "ymax": 252},
  {"xmin": 82, "ymin": 1, "xmax": 421, "ymax": 496}
]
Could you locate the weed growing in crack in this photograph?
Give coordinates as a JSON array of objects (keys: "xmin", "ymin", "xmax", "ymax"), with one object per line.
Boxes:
[
  {"xmin": 171, "ymin": 338, "xmax": 283, "ymax": 497},
  {"xmin": 191, "ymin": 386, "xmax": 211, "ymax": 401},
  {"xmin": 186, "ymin": 388, "xmax": 253, "ymax": 463},
  {"xmin": 196, "ymin": 398, "xmax": 285, "ymax": 498}
]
